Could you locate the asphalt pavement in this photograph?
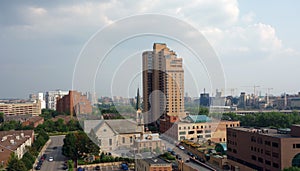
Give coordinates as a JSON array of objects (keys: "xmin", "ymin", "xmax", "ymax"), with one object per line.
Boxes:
[{"xmin": 34, "ymin": 135, "xmax": 68, "ymax": 171}]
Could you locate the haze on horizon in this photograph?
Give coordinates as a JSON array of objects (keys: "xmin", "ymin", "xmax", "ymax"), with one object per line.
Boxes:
[{"xmin": 0, "ymin": 0, "xmax": 300, "ymax": 98}]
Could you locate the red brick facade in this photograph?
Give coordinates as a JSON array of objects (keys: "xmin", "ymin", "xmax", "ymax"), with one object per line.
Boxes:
[{"xmin": 56, "ymin": 90, "xmax": 92, "ymax": 117}]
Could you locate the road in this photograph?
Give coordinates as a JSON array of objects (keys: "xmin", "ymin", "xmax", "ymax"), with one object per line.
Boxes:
[
  {"xmin": 36, "ymin": 135, "xmax": 68, "ymax": 171},
  {"xmin": 163, "ymin": 139, "xmax": 213, "ymax": 171}
]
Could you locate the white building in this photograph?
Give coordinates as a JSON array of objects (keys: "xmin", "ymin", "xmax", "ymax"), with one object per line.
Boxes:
[
  {"xmin": 45, "ymin": 90, "xmax": 68, "ymax": 110},
  {"xmin": 38, "ymin": 92, "xmax": 46, "ymax": 109}
]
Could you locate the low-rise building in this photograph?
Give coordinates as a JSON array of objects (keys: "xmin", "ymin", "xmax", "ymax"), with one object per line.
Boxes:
[
  {"xmin": 133, "ymin": 133, "xmax": 164, "ymax": 154},
  {"xmin": 135, "ymin": 157, "xmax": 172, "ymax": 171},
  {"xmin": 0, "ymin": 102, "xmax": 41, "ymax": 115},
  {"xmin": 22, "ymin": 116, "xmax": 44, "ymax": 128},
  {"xmin": 162, "ymin": 115, "xmax": 240, "ymax": 143},
  {"xmin": 0, "ymin": 130, "xmax": 34, "ymax": 167},
  {"xmin": 227, "ymin": 125, "xmax": 300, "ymax": 171}
]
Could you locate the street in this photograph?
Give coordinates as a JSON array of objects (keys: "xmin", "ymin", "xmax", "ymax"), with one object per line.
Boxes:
[{"xmin": 36, "ymin": 135, "xmax": 68, "ymax": 171}]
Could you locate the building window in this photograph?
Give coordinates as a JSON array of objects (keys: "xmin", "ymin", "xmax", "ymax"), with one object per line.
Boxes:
[
  {"xmin": 251, "ymin": 155, "xmax": 256, "ymax": 161},
  {"xmin": 265, "ymin": 160, "xmax": 271, "ymax": 165},
  {"xmin": 122, "ymin": 137, "xmax": 125, "ymax": 144},
  {"xmin": 109, "ymin": 139, "xmax": 112, "ymax": 146},
  {"xmin": 273, "ymin": 163, "xmax": 279, "ymax": 168},
  {"xmin": 265, "ymin": 141, "xmax": 271, "ymax": 146},
  {"xmin": 197, "ymin": 130, "xmax": 203, "ymax": 134},
  {"xmin": 293, "ymin": 144, "xmax": 300, "ymax": 148},
  {"xmin": 205, "ymin": 130, "xmax": 211, "ymax": 133},
  {"xmin": 197, "ymin": 135, "xmax": 203, "ymax": 138},
  {"xmin": 265, "ymin": 150, "xmax": 271, "ymax": 156},
  {"xmin": 272, "ymin": 152, "xmax": 279, "ymax": 158},
  {"xmin": 179, "ymin": 131, "xmax": 186, "ymax": 135},
  {"xmin": 130, "ymin": 137, "xmax": 133, "ymax": 143},
  {"xmin": 188, "ymin": 131, "xmax": 195, "ymax": 134},
  {"xmin": 272, "ymin": 142, "xmax": 279, "ymax": 148},
  {"xmin": 258, "ymin": 157, "xmax": 263, "ymax": 163},
  {"xmin": 233, "ymin": 149, "xmax": 237, "ymax": 153}
]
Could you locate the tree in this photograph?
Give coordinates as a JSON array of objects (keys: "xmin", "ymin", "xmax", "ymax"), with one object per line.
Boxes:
[
  {"xmin": 0, "ymin": 112, "xmax": 4, "ymax": 123},
  {"xmin": 283, "ymin": 167, "xmax": 300, "ymax": 171},
  {"xmin": 7, "ymin": 153, "xmax": 27, "ymax": 171},
  {"xmin": 62, "ymin": 133, "xmax": 77, "ymax": 160}
]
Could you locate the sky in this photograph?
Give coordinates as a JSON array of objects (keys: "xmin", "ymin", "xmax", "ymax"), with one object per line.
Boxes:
[{"xmin": 0, "ymin": 0, "xmax": 300, "ymax": 98}]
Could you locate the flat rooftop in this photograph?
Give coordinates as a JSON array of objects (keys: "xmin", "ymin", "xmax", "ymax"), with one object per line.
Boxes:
[
  {"xmin": 142, "ymin": 157, "xmax": 171, "ymax": 165},
  {"xmin": 229, "ymin": 127, "xmax": 295, "ymax": 138}
]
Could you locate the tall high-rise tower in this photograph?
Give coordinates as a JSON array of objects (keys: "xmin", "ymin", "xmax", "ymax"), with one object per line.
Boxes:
[{"xmin": 142, "ymin": 43, "xmax": 184, "ymax": 127}]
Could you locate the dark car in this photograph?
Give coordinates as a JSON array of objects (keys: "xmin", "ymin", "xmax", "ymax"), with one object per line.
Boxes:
[
  {"xmin": 35, "ymin": 165, "xmax": 41, "ymax": 170},
  {"xmin": 170, "ymin": 151, "xmax": 176, "ymax": 155},
  {"xmin": 95, "ymin": 166, "xmax": 100, "ymax": 170},
  {"xmin": 63, "ymin": 165, "xmax": 68, "ymax": 170},
  {"xmin": 176, "ymin": 154, "xmax": 182, "ymax": 160},
  {"xmin": 187, "ymin": 152, "xmax": 194, "ymax": 157}
]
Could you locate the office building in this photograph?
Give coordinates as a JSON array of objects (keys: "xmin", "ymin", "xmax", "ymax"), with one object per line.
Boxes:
[{"xmin": 227, "ymin": 125, "xmax": 300, "ymax": 171}]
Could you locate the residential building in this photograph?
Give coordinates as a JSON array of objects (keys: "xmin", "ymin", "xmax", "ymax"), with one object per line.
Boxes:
[
  {"xmin": 0, "ymin": 130, "xmax": 34, "ymax": 167},
  {"xmin": 45, "ymin": 90, "xmax": 69, "ymax": 110},
  {"xmin": 22, "ymin": 116, "xmax": 44, "ymax": 128},
  {"xmin": 0, "ymin": 102, "xmax": 41, "ymax": 115},
  {"xmin": 56, "ymin": 90, "xmax": 92, "ymax": 117},
  {"xmin": 163, "ymin": 115, "xmax": 240, "ymax": 143},
  {"xmin": 135, "ymin": 157, "xmax": 172, "ymax": 171},
  {"xmin": 143, "ymin": 43, "xmax": 185, "ymax": 126},
  {"xmin": 227, "ymin": 125, "xmax": 300, "ymax": 171}
]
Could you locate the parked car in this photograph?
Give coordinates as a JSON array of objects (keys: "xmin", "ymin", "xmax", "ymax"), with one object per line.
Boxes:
[
  {"xmin": 187, "ymin": 152, "xmax": 194, "ymax": 157},
  {"xmin": 48, "ymin": 156, "xmax": 54, "ymax": 162},
  {"xmin": 178, "ymin": 145, "xmax": 185, "ymax": 150},
  {"xmin": 35, "ymin": 165, "xmax": 41, "ymax": 170},
  {"xmin": 170, "ymin": 151, "xmax": 176, "ymax": 155},
  {"xmin": 95, "ymin": 166, "xmax": 100, "ymax": 170}
]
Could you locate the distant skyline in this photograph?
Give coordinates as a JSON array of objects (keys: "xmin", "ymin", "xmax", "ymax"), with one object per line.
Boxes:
[{"xmin": 1, "ymin": 0, "xmax": 300, "ymax": 98}]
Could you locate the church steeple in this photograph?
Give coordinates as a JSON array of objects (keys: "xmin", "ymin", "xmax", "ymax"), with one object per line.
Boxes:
[{"xmin": 136, "ymin": 88, "xmax": 141, "ymax": 110}]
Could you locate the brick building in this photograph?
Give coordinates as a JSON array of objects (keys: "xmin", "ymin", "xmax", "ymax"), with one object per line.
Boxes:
[
  {"xmin": 135, "ymin": 157, "xmax": 172, "ymax": 171},
  {"xmin": 56, "ymin": 90, "xmax": 92, "ymax": 117},
  {"xmin": 227, "ymin": 125, "xmax": 300, "ymax": 171},
  {"xmin": 0, "ymin": 130, "xmax": 34, "ymax": 167}
]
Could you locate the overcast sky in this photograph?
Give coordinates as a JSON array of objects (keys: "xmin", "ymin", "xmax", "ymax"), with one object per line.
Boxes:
[{"xmin": 0, "ymin": 0, "xmax": 299, "ymax": 98}]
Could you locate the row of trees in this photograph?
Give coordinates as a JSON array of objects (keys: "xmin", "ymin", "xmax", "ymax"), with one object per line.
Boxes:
[
  {"xmin": 6, "ymin": 130, "xmax": 49, "ymax": 171},
  {"xmin": 0, "ymin": 120, "xmax": 33, "ymax": 131},
  {"xmin": 35, "ymin": 118, "xmax": 81, "ymax": 133},
  {"xmin": 222, "ymin": 111, "xmax": 300, "ymax": 128},
  {"xmin": 62, "ymin": 131, "xmax": 100, "ymax": 160}
]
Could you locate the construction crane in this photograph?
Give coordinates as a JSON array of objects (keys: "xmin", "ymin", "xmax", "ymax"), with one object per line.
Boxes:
[
  {"xmin": 224, "ymin": 88, "xmax": 238, "ymax": 96},
  {"xmin": 241, "ymin": 85, "xmax": 260, "ymax": 96},
  {"xmin": 264, "ymin": 88, "xmax": 273, "ymax": 106}
]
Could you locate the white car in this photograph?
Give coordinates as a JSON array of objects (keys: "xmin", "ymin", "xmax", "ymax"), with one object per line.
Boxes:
[
  {"xmin": 178, "ymin": 145, "xmax": 185, "ymax": 150},
  {"xmin": 48, "ymin": 157, "xmax": 54, "ymax": 162}
]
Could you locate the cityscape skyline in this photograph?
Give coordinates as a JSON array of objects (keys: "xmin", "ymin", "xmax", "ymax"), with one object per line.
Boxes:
[{"xmin": 1, "ymin": 1, "xmax": 300, "ymax": 99}]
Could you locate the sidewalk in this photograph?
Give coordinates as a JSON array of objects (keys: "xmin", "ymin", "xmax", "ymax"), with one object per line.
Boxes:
[{"xmin": 31, "ymin": 139, "xmax": 52, "ymax": 171}]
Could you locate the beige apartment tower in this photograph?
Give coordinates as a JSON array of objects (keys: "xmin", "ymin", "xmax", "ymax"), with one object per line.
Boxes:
[{"xmin": 142, "ymin": 43, "xmax": 184, "ymax": 126}]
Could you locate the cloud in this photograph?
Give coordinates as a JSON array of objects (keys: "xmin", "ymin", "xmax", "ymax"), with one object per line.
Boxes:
[{"xmin": 201, "ymin": 22, "xmax": 297, "ymax": 60}]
